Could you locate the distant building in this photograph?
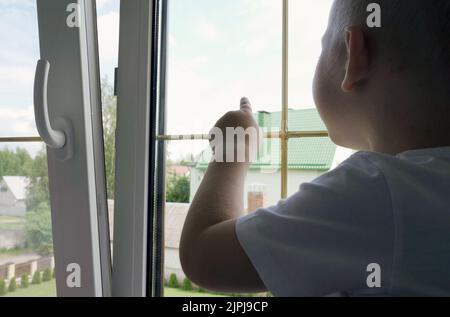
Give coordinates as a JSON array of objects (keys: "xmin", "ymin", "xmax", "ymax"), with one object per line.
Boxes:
[
  {"xmin": 0, "ymin": 176, "xmax": 29, "ymax": 216},
  {"xmin": 165, "ymin": 203, "xmax": 189, "ymax": 281},
  {"xmin": 191, "ymin": 108, "xmax": 353, "ymax": 209},
  {"xmin": 161, "ymin": 109, "xmax": 354, "ymax": 282},
  {"xmin": 166, "ymin": 165, "xmax": 191, "ymax": 178}
]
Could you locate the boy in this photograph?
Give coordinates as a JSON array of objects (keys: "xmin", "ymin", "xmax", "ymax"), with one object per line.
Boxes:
[{"xmin": 180, "ymin": 0, "xmax": 450, "ymax": 296}]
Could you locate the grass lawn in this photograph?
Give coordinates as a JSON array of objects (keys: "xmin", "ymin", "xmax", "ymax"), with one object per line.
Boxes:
[
  {"xmin": 0, "ymin": 222, "xmax": 26, "ymax": 230},
  {"xmin": 0, "ymin": 248, "xmax": 32, "ymax": 260},
  {"xmin": 165, "ymin": 287, "xmax": 225, "ymax": 297},
  {"xmin": 0, "ymin": 216, "xmax": 25, "ymax": 223},
  {"xmin": 0, "ymin": 215, "xmax": 26, "ymax": 231},
  {"xmin": 4, "ymin": 280, "xmax": 56, "ymax": 297},
  {"xmin": 1, "ymin": 282, "xmax": 223, "ymax": 297}
]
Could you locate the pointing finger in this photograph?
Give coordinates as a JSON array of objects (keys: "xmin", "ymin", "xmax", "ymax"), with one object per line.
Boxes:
[{"xmin": 240, "ymin": 97, "xmax": 252, "ymax": 113}]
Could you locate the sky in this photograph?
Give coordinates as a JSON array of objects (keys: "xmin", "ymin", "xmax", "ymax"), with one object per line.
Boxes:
[
  {"xmin": 0, "ymin": 0, "xmax": 120, "ymax": 155},
  {"xmin": 0, "ymin": 0, "xmax": 335, "ymax": 159}
]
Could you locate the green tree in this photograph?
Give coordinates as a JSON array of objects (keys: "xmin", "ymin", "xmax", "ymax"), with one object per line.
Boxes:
[
  {"xmin": 31, "ymin": 271, "xmax": 41, "ymax": 285},
  {"xmin": 0, "ymin": 147, "xmax": 32, "ymax": 178},
  {"xmin": 182, "ymin": 278, "xmax": 193, "ymax": 291},
  {"xmin": 168, "ymin": 273, "xmax": 179, "ymax": 288},
  {"xmin": 21, "ymin": 274, "xmax": 29, "ymax": 288},
  {"xmin": 42, "ymin": 268, "xmax": 52, "ymax": 282},
  {"xmin": 25, "ymin": 149, "xmax": 49, "ymax": 212},
  {"xmin": 26, "ymin": 202, "xmax": 53, "ymax": 255},
  {"xmin": 8, "ymin": 278, "xmax": 16, "ymax": 292},
  {"xmin": 166, "ymin": 174, "xmax": 190, "ymax": 203},
  {"xmin": 0, "ymin": 279, "xmax": 6, "ymax": 296},
  {"xmin": 101, "ymin": 77, "xmax": 117, "ymax": 200}
]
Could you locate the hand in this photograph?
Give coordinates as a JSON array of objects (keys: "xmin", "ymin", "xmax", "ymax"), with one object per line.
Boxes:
[{"xmin": 209, "ymin": 97, "xmax": 262, "ymax": 164}]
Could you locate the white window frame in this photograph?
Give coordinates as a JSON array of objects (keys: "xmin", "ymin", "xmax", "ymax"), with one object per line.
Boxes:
[
  {"xmin": 112, "ymin": 0, "xmax": 331, "ymax": 298},
  {"xmin": 35, "ymin": 0, "xmax": 111, "ymax": 297},
  {"xmin": 112, "ymin": 0, "xmax": 155, "ymax": 297}
]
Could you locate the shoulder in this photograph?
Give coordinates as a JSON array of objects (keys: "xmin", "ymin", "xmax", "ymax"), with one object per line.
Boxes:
[
  {"xmin": 236, "ymin": 151, "xmax": 395, "ymax": 296},
  {"xmin": 244, "ymin": 151, "xmax": 394, "ymax": 231},
  {"xmin": 304, "ymin": 151, "xmax": 391, "ymax": 202}
]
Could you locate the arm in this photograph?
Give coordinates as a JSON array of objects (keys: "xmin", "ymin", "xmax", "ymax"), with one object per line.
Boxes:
[{"xmin": 180, "ymin": 98, "xmax": 267, "ymax": 293}]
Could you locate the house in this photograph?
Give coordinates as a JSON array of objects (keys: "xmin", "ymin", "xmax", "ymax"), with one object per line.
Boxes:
[
  {"xmin": 166, "ymin": 165, "xmax": 191, "ymax": 178},
  {"xmin": 165, "ymin": 203, "xmax": 189, "ymax": 281},
  {"xmin": 0, "ymin": 176, "xmax": 29, "ymax": 216},
  {"xmin": 190, "ymin": 108, "xmax": 354, "ymax": 209},
  {"xmin": 163, "ymin": 109, "xmax": 354, "ymax": 282}
]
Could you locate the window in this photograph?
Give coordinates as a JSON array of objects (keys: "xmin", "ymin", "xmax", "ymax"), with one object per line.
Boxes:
[
  {"xmin": 0, "ymin": 0, "xmax": 119, "ymax": 297},
  {"xmin": 97, "ymin": 0, "xmax": 120, "ymax": 264},
  {"xmin": 0, "ymin": 0, "xmax": 352, "ymax": 297},
  {"xmin": 0, "ymin": 1, "xmax": 56, "ymax": 297},
  {"xmin": 287, "ymin": 0, "xmax": 354, "ymax": 190},
  {"xmin": 146, "ymin": 0, "xmax": 353, "ymax": 297}
]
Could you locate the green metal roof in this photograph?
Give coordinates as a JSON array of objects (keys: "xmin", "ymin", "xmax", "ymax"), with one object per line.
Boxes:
[{"xmin": 195, "ymin": 108, "xmax": 336, "ymax": 171}]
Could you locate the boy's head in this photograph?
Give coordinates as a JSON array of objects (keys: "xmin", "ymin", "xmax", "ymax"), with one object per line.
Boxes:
[{"xmin": 313, "ymin": 0, "xmax": 450, "ymax": 153}]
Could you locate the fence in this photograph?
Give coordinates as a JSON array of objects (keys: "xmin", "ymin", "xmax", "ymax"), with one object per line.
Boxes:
[{"xmin": 0, "ymin": 255, "xmax": 54, "ymax": 281}]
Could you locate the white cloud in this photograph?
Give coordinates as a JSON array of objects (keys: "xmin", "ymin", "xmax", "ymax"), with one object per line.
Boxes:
[
  {"xmin": 0, "ymin": 106, "xmax": 37, "ymax": 137},
  {"xmin": 289, "ymin": 0, "xmax": 333, "ymax": 108},
  {"xmin": 169, "ymin": 34, "xmax": 177, "ymax": 47},
  {"xmin": 197, "ymin": 20, "xmax": 219, "ymax": 41},
  {"xmin": 0, "ymin": 105, "xmax": 41, "ymax": 156},
  {"xmin": 97, "ymin": 11, "xmax": 120, "ymax": 80},
  {"xmin": 0, "ymin": 66, "xmax": 34, "ymax": 87},
  {"xmin": 243, "ymin": 36, "xmax": 268, "ymax": 57},
  {"xmin": 165, "ymin": 0, "xmax": 335, "ymax": 159},
  {"xmin": 96, "ymin": 0, "xmax": 113, "ymax": 9}
]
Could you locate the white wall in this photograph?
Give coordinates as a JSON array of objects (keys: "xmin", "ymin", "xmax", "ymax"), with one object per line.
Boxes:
[
  {"xmin": 0, "ymin": 180, "xmax": 26, "ymax": 216},
  {"xmin": 191, "ymin": 168, "xmax": 325, "ymax": 209},
  {"xmin": 165, "ymin": 247, "xmax": 184, "ymax": 281},
  {"xmin": 0, "ymin": 180, "xmax": 17, "ymax": 206},
  {"xmin": 0, "ymin": 230, "xmax": 26, "ymax": 249}
]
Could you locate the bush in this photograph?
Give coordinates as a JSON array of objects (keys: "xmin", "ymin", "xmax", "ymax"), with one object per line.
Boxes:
[
  {"xmin": 52, "ymin": 268, "xmax": 55, "ymax": 279},
  {"xmin": 182, "ymin": 278, "xmax": 193, "ymax": 291},
  {"xmin": 166, "ymin": 174, "xmax": 190, "ymax": 203},
  {"xmin": 168, "ymin": 273, "xmax": 179, "ymax": 288},
  {"xmin": 8, "ymin": 278, "xmax": 16, "ymax": 292},
  {"xmin": 25, "ymin": 202, "xmax": 53, "ymax": 256},
  {"xmin": 31, "ymin": 271, "xmax": 41, "ymax": 285},
  {"xmin": 42, "ymin": 268, "xmax": 52, "ymax": 282},
  {"xmin": 0, "ymin": 279, "xmax": 6, "ymax": 296},
  {"xmin": 21, "ymin": 274, "xmax": 29, "ymax": 288}
]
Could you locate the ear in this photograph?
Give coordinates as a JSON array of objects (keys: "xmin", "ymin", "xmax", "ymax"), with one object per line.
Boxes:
[{"xmin": 341, "ymin": 26, "xmax": 370, "ymax": 93}]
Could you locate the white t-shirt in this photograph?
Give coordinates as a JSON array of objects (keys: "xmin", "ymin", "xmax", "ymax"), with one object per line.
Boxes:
[{"xmin": 236, "ymin": 147, "xmax": 450, "ymax": 297}]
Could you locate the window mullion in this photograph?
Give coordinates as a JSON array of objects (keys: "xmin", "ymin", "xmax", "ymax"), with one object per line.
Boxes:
[{"xmin": 281, "ymin": 0, "xmax": 289, "ymax": 199}]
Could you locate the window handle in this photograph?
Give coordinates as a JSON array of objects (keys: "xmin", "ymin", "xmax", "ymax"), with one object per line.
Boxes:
[{"xmin": 34, "ymin": 59, "xmax": 66, "ymax": 149}]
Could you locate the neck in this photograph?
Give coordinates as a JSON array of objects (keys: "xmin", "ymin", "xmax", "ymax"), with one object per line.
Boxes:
[{"xmin": 368, "ymin": 128, "xmax": 450, "ymax": 156}]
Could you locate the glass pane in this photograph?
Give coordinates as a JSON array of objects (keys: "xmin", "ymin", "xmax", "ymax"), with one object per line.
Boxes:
[
  {"xmin": 0, "ymin": 1, "xmax": 40, "ymax": 137},
  {"xmin": 288, "ymin": 0, "xmax": 332, "ymax": 113},
  {"xmin": 166, "ymin": 0, "xmax": 283, "ymax": 136},
  {"xmin": 97, "ymin": 0, "xmax": 120, "ymax": 253},
  {"xmin": 0, "ymin": 142, "xmax": 55, "ymax": 297},
  {"xmin": 287, "ymin": 136, "xmax": 334, "ymax": 197},
  {"xmin": 288, "ymin": 1, "xmax": 353, "ymax": 167},
  {"xmin": 164, "ymin": 140, "xmax": 279, "ymax": 297},
  {"xmin": 287, "ymin": 134, "xmax": 354, "ymax": 198}
]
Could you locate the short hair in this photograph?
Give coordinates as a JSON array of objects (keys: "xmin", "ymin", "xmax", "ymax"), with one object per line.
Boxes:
[{"xmin": 332, "ymin": 0, "xmax": 450, "ymax": 83}]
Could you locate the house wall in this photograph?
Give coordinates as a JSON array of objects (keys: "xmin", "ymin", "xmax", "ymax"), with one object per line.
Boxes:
[
  {"xmin": 0, "ymin": 180, "xmax": 17, "ymax": 206},
  {"xmin": 0, "ymin": 230, "xmax": 26, "ymax": 249},
  {"xmin": 166, "ymin": 167, "xmax": 325, "ymax": 283},
  {"xmin": 165, "ymin": 247, "xmax": 184, "ymax": 282},
  {"xmin": 191, "ymin": 168, "xmax": 325, "ymax": 208},
  {"xmin": 0, "ymin": 180, "xmax": 26, "ymax": 216}
]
